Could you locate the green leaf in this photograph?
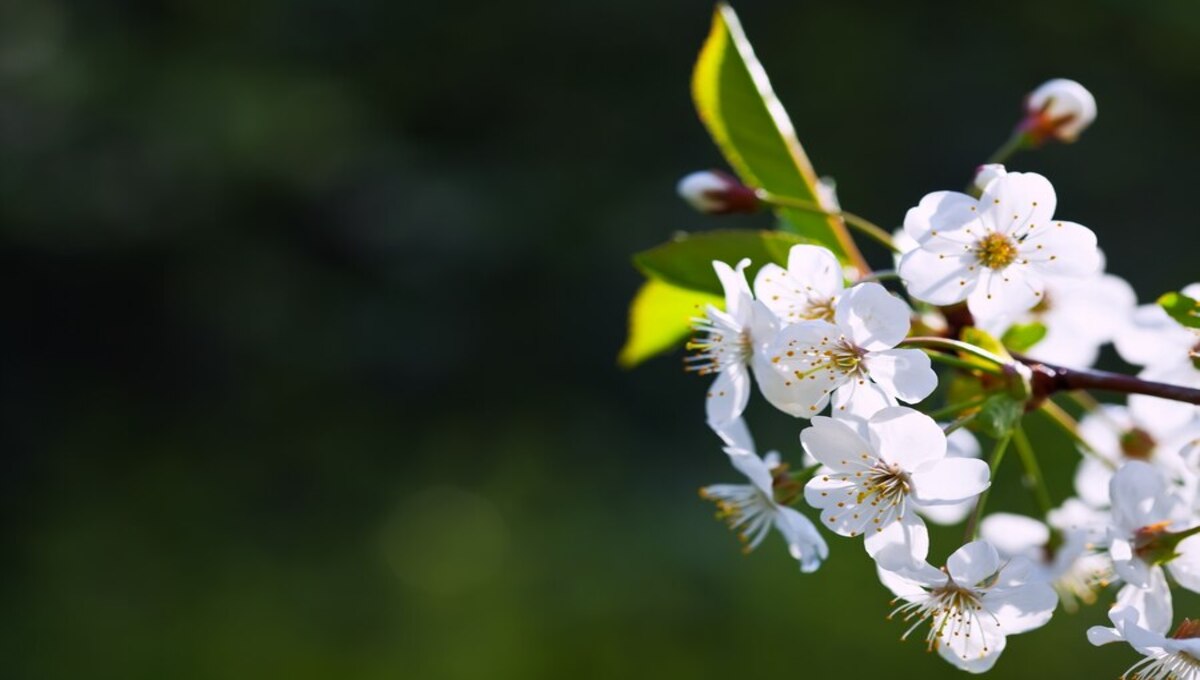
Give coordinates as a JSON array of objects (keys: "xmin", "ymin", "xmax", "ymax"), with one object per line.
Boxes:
[
  {"xmin": 973, "ymin": 394, "xmax": 1025, "ymax": 439},
  {"xmin": 959, "ymin": 327, "xmax": 1013, "ymax": 365},
  {"xmin": 1001, "ymin": 322, "xmax": 1047, "ymax": 353},
  {"xmin": 633, "ymin": 229, "xmax": 811, "ymax": 296},
  {"xmin": 617, "ymin": 279, "xmax": 723, "ymax": 369},
  {"xmin": 692, "ymin": 3, "xmax": 864, "ymax": 270},
  {"xmin": 1159, "ymin": 291, "xmax": 1200, "ymax": 329}
]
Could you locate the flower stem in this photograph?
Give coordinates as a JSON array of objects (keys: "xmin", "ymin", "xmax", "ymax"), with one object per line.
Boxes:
[
  {"xmin": 965, "ymin": 432, "xmax": 1013, "ymax": 541},
  {"xmin": 858, "ymin": 269, "xmax": 899, "ymax": 283},
  {"xmin": 757, "ymin": 192, "xmax": 899, "ymax": 253},
  {"xmin": 923, "ymin": 350, "xmax": 1007, "ymax": 377},
  {"xmin": 900, "ymin": 337, "xmax": 1011, "ymax": 373},
  {"xmin": 926, "ymin": 395, "xmax": 989, "ymax": 421},
  {"xmin": 1035, "ymin": 401, "xmax": 1114, "ymax": 469},
  {"xmin": 943, "ymin": 411, "xmax": 978, "ymax": 435},
  {"xmin": 1012, "ymin": 424, "xmax": 1053, "ymax": 516},
  {"xmin": 987, "ymin": 131, "xmax": 1031, "ymax": 166}
]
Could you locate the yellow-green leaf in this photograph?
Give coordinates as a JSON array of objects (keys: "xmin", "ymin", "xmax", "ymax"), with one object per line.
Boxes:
[
  {"xmin": 618, "ymin": 279, "xmax": 723, "ymax": 368},
  {"xmin": 692, "ymin": 3, "xmax": 865, "ymax": 270},
  {"xmin": 633, "ymin": 229, "xmax": 809, "ymax": 296}
]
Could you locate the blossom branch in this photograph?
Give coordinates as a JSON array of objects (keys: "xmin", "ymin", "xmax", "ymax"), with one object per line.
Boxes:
[{"xmin": 1022, "ymin": 358, "xmax": 1200, "ymax": 406}]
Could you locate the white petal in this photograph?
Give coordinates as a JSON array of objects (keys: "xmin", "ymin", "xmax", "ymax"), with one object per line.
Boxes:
[
  {"xmin": 898, "ymin": 247, "xmax": 976, "ymax": 306},
  {"xmin": 710, "ymin": 416, "xmax": 755, "ymax": 452},
  {"xmin": 903, "ymin": 190, "xmax": 979, "ymax": 242},
  {"xmin": 935, "ymin": 615, "xmax": 1007, "ymax": 674},
  {"xmin": 866, "ymin": 406, "xmax": 946, "ymax": 471},
  {"xmin": 977, "ymin": 171, "xmax": 1057, "ymax": 236},
  {"xmin": 947, "ymin": 428, "xmax": 982, "ymax": 459},
  {"xmin": 1167, "ymin": 534, "xmax": 1200, "ymax": 595},
  {"xmin": 830, "ymin": 380, "xmax": 895, "ymax": 425},
  {"xmin": 1022, "ymin": 221, "xmax": 1101, "ymax": 276},
  {"xmin": 865, "ymin": 510, "xmax": 929, "ymax": 566},
  {"xmin": 984, "ymin": 583, "xmax": 1057, "ymax": 635},
  {"xmin": 911, "ymin": 458, "xmax": 990, "ymax": 505},
  {"xmin": 1110, "ymin": 536, "xmax": 1152, "ymax": 588},
  {"xmin": 726, "ymin": 450, "xmax": 774, "ymax": 497},
  {"xmin": 704, "ymin": 363, "xmax": 752, "ymax": 428},
  {"xmin": 1116, "ymin": 568, "xmax": 1173, "ymax": 636},
  {"xmin": 1110, "ymin": 461, "xmax": 1174, "ymax": 534},
  {"xmin": 864, "ymin": 348, "xmax": 937, "ymax": 404},
  {"xmin": 980, "ymin": 513, "xmax": 1050, "ymax": 557},
  {"xmin": 946, "ymin": 540, "xmax": 1001, "ymax": 586},
  {"xmin": 834, "ymin": 282, "xmax": 910, "ymax": 351},
  {"xmin": 917, "ymin": 500, "xmax": 974, "ymax": 527},
  {"xmin": 713, "ymin": 258, "xmax": 753, "ymax": 320},
  {"xmin": 966, "ymin": 266, "xmax": 1044, "ymax": 324},
  {"xmin": 775, "ymin": 506, "xmax": 829, "ymax": 573},
  {"xmin": 800, "ymin": 416, "xmax": 874, "ymax": 473},
  {"xmin": 1072, "ymin": 457, "xmax": 1115, "ymax": 509}
]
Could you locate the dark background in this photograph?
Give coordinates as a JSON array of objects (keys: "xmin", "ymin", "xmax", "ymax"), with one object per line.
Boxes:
[{"xmin": 3, "ymin": 1, "xmax": 1199, "ymax": 677}]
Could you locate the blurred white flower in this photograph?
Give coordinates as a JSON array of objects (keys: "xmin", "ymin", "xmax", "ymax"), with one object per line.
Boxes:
[
  {"xmin": 1073, "ymin": 400, "xmax": 1200, "ymax": 508},
  {"xmin": 1115, "ymin": 283, "xmax": 1200, "ymax": 432},
  {"xmin": 898, "ymin": 172, "xmax": 1101, "ymax": 324},
  {"xmin": 803, "ymin": 407, "xmax": 989, "ymax": 564},
  {"xmin": 1022, "ymin": 78, "xmax": 1097, "ymax": 143},
  {"xmin": 1104, "ymin": 462, "xmax": 1200, "ymax": 597},
  {"xmin": 981, "ymin": 263, "xmax": 1135, "ymax": 369},
  {"xmin": 878, "ymin": 540, "xmax": 1057, "ymax": 673},
  {"xmin": 764, "ymin": 282, "xmax": 936, "ymax": 418},
  {"xmin": 700, "ymin": 419, "xmax": 828, "ymax": 572},
  {"xmin": 981, "ymin": 512, "xmax": 1112, "ymax": 611},
  {"xmin": 676, "ymin": 170, "xmax": 760, "ymax": 214}
]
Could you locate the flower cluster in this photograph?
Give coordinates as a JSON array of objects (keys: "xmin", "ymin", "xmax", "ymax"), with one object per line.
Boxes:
[{"xmin": 653, "ymin": 42, "xmax": 1200, "ymax": 673}]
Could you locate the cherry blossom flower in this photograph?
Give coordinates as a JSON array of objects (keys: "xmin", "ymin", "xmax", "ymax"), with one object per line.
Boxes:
[
  {"xmin": 1073, "ymin": 401, "xmax": 1200, "ymax": 508},
  {"xmin": 898, "ymin": 171, "xmax": 1101, "ymax": 324},
  {"xmin": 1103, "ymin": 462, "xmax": 1200, "ymax": 599},
  {"xmin": 878, "ymin": 540, "xmax": 1057, "ymax": 673},
  {"xmin": 980, "ymin": 264, "xmax": 1135, "ymax": 370},
  {"xmin": 981, "ymin": 512, "xmax": 1112, "ymax": 611},
  {"xmin": 700, "ymin": 419, "xmax": 828, "ymax": 572},
  {"xmin": 1022, "ymin": 79, "xmax": 1097, "ymax": 144},
  {"xmin": 803, "ymin": 407, "xmax": 989, "ymax": 564},
  {"xmin": 1088, "ymin": 605, "xmax": 1200, "ymax": 680},
  {"xmin": 753, "ymin": 245, "xmax": 844, "ymax": 324},
  {"xmin": 1115, "ymin": 283, "xmax": 1200, "ymax": 431},
  {"xmin": 762, "ymin": 282, "xmax": 936, "ymax": 418},
  {"xmin": 686, "ymin": 259, "xmax": 784, "ymax": 430},
  {"xmin": 676, "ymin": 170, "xmax": 760, "ymax": 214}
]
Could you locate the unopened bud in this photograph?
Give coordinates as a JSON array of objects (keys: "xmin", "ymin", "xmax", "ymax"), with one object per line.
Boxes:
[
  {"xmin": 973, "ymin": 164, "xmax": 1007, "ymax": 193},
  {"xmin": 676, "ymin": 170, "xmax": 761, "ymax": 215},
  {"xmin": 1021, "ymin": 78, "xmax": 1097, "ymax": 144}
]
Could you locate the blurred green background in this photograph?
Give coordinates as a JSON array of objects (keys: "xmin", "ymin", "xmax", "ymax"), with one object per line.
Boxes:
[{"xmin": 4, "ymin": 0, "xmax": 1200, "ymax": 677}]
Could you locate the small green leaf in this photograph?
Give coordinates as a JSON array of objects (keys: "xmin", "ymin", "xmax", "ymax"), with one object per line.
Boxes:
[
  {"xmin": 958, "ymin": 327, "xmax": 1013, "ymax": 370},
  {"xmin": 692, "ymin": 4, "xmax": 864, "ymax": 270},
  {"xmin": 1001, "ymin": 322, "xmax": 1048, "ymax": 353},
  {"xmin": 1159, "ymin": 291, "xmax": 1200, "ymax": 329},
  {"xmin": 973, "ymin": 394, "xmax": 1024, "ymax": 439},
  {"xmin": 633, "ymin": 229, "xmax": 811, "ymax": 296},
  {"xmin": 618, "ymin": 279, "xmax": 723, "ymax": 369}
]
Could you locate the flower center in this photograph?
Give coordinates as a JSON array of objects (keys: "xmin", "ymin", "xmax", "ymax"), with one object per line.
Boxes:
[
  {"xmin": 803, "ymin": 297, "xmax": 836, "ymax": 322},
  {"xmin": 699, "ymin": 484, "xmax": 773, "ymax": 554},
  {"xmin": 974, "ymin": 232, "xmax": 1018, "ymax": 269},
  {"xmin": 1120, "ymin": 428, "xmax": 1157, "ymax": 460},
  {"xmin": 861, "ymin": 463, "xmax": 910, "ymax": 508},
  {"xmin": 889, "ymin": 579, "xmax": 995, "ymax": 655},
  {"xmin": 685, "ymin": 318, "xmax": 751, "ymax": 376}
]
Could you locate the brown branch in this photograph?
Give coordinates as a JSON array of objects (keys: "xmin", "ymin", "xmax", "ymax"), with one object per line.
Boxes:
[{"xmin": 1021, "ymin": 356, "xmax": 1200, "ymax": 406}]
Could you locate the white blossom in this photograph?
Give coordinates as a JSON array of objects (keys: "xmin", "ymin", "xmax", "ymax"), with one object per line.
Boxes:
[
  {"xmin": 879, "ymin": 540, "xmax": 1057, "ymax": 673},
  {"xmin": 981, "ymin": 512, "xmax": 1112, "ymax": 611},
  {"xmin": 803, "ymin": 407, "xmax": 989, "ymax": 564},
  {"xmin": 700, "ymin": 419, "xmax": 828, "ymax": 572},
  {"xmin": 1089, "ymin": 604, "xmax": 1200, "ymax": 680},
  {"xmin": 753, "ymin": 244, "xmax": 844, "ymax": 324},
  {"xmin": 898, "ymin": 171, "xmax": 1101, "ymax": 324},
  {"xmin": 763, "ymin": 282, "xmax": 936, "ymax": 419},
  {"xmin": 1073, "ymin": 400, "xmax": 1200, "ymax": 508},
  {"xmin": 917, "ymin": 428, "xmax": 982, "ymax": 526},
  {"xmin": 1115, "ymin": 283, "xmax": 1200, "ymax": 431}
]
